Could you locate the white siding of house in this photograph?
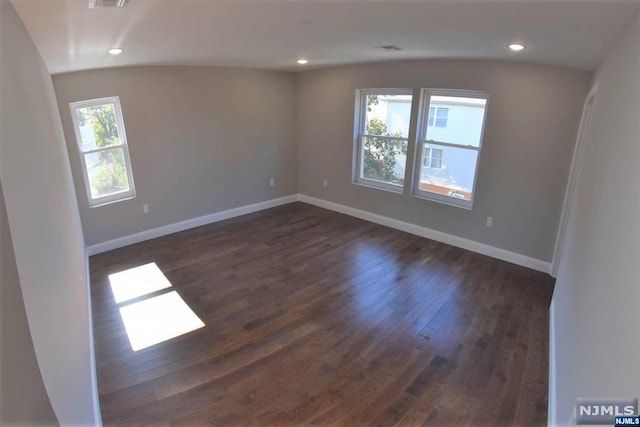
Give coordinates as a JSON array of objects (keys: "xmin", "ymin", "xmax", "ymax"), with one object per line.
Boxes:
[
  {"xmin": 426, "ymin": 103, "xmax": 484, "ymax": 146},
  {"xmin": 383, "ymin": 100, "xmax": 485, "ymax": 191}
]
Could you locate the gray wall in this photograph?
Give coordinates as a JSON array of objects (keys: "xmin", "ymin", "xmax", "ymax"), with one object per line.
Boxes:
[
  {"xmin": 550, "ymin": 11, "xmax": 640, "ymax": 425},
  {"xmin": 53, "ymin": 66, "xmax": 297, "ymax": 246},
  {"xmin": 296, "ymin": 60, "xmax": 592, "ymax": 261},
  {"xmin": 0, "ymin": 182, "xmax": 56, "ymax": 426},
  {"xmin": 0, "ymin": 1, "xmax": 99, "ymax": 424}
]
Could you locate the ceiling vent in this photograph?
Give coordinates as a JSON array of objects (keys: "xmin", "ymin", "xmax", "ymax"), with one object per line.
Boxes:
[
  {"xmin": 89, "ymin": 0, "xmax": 128, "ymax": 8},
  {"xmin": 377, "ymin": 45, "xmax": 403, "ymax": 51}
]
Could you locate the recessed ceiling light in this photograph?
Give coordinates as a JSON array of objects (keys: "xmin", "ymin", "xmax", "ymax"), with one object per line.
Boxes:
[
  {"xmin": 297, "ymin": 59, "xmax": 309, "ymax": 65},
  {"xmin": 89, "ymin": 0, "xmax": 128, "ymax": 8},
  {"xmin": 108, "ymin": 48, "xmax": 123, "ymax": 55},
  {"xmin": 508, "ymin": 43, "xmax": 526, "ymax": 52}
]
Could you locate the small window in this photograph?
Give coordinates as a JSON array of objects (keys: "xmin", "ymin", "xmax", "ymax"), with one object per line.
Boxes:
[
  {"xmin": 413, "ymin": 89, "xmax": 489, "ymax": 209},
  {"xmin": 353, "ymin": 89, "xmax": 413, "ymax": 192},
  {"xmin": 70, "ymin": 97, "xmax": 136, "ymax": 207},
  {"xmin": 423, "ymin": 147, "xmax": 444, "ymax": 169},
  {"xmin": 428, "ymin": 107, "xmax": 449, "ymax": 127}
]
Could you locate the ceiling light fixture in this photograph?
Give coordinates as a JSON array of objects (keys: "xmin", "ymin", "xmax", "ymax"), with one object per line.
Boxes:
[
  {"xmin": 297, "ymin": 59, "xmax": 309, "ymax": 65},
  {"xmin": 508, "ymin": 43, "xmax": 526, "ymax": 52},
  {"xmin": 108, "ymin": 48, "xmax": 124, "ymax": 55}
]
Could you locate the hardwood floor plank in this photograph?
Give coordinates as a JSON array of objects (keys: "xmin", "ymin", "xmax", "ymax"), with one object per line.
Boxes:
[{"xmin": 89, "ymin": 202, "xmax": 555, "ymax": 426}]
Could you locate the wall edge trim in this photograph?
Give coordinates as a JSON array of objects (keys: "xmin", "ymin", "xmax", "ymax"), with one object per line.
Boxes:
[
  {"xmin": 86, "ymin": 195, "xmax": 298, "ymax": 255},
  {"xmin": 298, "ymin": 194, "xmax": 551, "ymax": 273},
  {"xmin": 87, "ymin": 193, "xmax": 551, "ymax": 274}
]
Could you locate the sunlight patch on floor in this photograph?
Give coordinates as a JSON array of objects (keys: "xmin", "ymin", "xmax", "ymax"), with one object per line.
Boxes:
[
  {"xmin": 119, "ymin": 291, "xmax": 205, "ymax": 351},
  {"xmin": 108, "ymin": 262, "xmax": 172, "ymax": 303},
  {"xmin": 108, "ymin": 262, "xmax": 204, "ymax": 351}
]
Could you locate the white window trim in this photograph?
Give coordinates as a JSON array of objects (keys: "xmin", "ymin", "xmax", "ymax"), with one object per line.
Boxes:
[
  {"xmin": 352, "ymin": 88, "xmax": 413, "ymax": 193},
  {"xmin": 411, "ymin": 89, "xmax": 489, "ymax": 210},
  {"xmin": 69, "ymin": 96, "xmax": 136, "ymax": 208}
]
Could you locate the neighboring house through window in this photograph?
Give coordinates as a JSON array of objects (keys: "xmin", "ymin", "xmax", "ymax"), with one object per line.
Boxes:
[
  {"xmin": 413, "ymin": 89, "xmax": 489, "ymax": 209},
  {"xmin": 70, "ymin": 96, "xmax": 136, "ymax": 207},
  {"xmin": 352, "ymin": 88, "xmax": 489, "ymax": 210}
]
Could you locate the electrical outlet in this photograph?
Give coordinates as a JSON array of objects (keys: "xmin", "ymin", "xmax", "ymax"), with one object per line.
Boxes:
[
  {"xmin": 323, "ymin": 179, "xmax": 328, "ymax": 187},
  {"xmin": 269, "ymin": 178, "xmax": 274, "ymax": 187},
  {"xmin": 143, "ymin": 204, "xmax": 150, "ymax": 214},
  {"xmin": 486, "ymin": 216, "xmax": 493, "ymax": 227}
]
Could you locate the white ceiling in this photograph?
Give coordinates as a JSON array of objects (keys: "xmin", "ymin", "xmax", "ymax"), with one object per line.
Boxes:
[{"xmin": 11, "ymin": 0, "xmax": 640, "ymax": 75}]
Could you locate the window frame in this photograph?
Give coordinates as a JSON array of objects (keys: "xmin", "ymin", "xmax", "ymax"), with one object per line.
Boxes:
[
  {"xmin": 352, "ymin": 88, "xmax": 413, "ymax": 194},
  {"xmin": 69, "ymin": 96, "xmax": 136, "ymax": 208},
  {"xmin": 412, "ymin": 89, "xmax": 489, "ymax": 210}
]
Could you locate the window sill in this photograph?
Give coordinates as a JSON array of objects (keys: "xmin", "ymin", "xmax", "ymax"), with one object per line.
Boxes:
[
  {"xmin": 411, "ymin": 192, "xmax": 473, "ymax": 210},
  {"xmin": 90, "ymin": 194, "xmax": 136, "ymax": 208},
  {"xmin": 353, "ymin": 180, "xmax": 404, "ymax": 195}
]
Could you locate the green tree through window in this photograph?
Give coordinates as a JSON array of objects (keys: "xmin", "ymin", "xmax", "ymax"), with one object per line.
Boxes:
[
  {"xmin": 362, "ymin": 95, "xmax": 405, "ymax": 184},
  {"xmin": 78, "ymin": 104, "xmax": 129, "ymax": 197}
]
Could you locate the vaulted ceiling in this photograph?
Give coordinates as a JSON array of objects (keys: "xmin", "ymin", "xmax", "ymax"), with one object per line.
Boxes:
[{"xmin": 11, "ymin": 0, "xmax": 640, "ymax": 75}]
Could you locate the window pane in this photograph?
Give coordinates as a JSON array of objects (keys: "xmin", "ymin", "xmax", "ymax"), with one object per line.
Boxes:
[
  {"xmin": 425, "ymin": 96, "xmax": 486, "ymax": 147},
  {"xmin": 435, "ymin": 107, "xmax": 448, "ymax": 127},
  {"xmin": 75, "ymin": 103, "xmax": 121, "ymax": 151},
  {"xmin": 424, "ymin": 147, "xmax": 432, "ymax": 167},
  {"xmin": 431, "ymin": 148, "xmax": 443, "ymax": 168},
  {"xmin": 84, "ymin": 148, "xmax": 130, "ymax": 199},
  {"xmin": 365, "ymin": 94, "xmax": 412, "ymax": 138},
  {"xmin": 362, "ymin": 136, "xmax": 407, "ymax": 186},
  {"xmin": 419, "ymin": 143, "xmax": 478, "ymax": 201},
  {"xmin": 428, "ymin": 107, "xmax": 435, "ymax": 127}
]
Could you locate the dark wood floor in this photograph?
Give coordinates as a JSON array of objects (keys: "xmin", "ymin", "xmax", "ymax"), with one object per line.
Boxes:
[{"xmin": 90, "ymin": 202, "xmax": 554, "ymax": 426}]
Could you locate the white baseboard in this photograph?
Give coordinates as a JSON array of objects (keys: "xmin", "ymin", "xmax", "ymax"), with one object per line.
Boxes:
[
  {"xmin": 87, "ymin": 193, "xmax": 551, "ymax": 274},
  {"xmin": 297, "ymin": 194, "xmax": 551, "ymax": 273},
  {"xmin": 86, "ymin": 195, "xmax": 298, "ymax": 255},
  {"xmin": 83, "ymin": 257, "xmax": 103, "ymax": 426},
  {"xmin": 548, "ymin": 299, "xmax": 557, "ymax": 427}
]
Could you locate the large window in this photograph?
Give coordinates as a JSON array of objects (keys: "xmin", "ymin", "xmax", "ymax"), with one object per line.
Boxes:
[
  {"xmin": 353, "ymin": 89, "xmax": 413, "ymax": 192},
  {"xmin": 70, "ymin": 97, "xmax": 136, "ymax": 207},
  {"xmin": 412, "ymin": 89, "xmax": 489, "ymax": 209}
]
